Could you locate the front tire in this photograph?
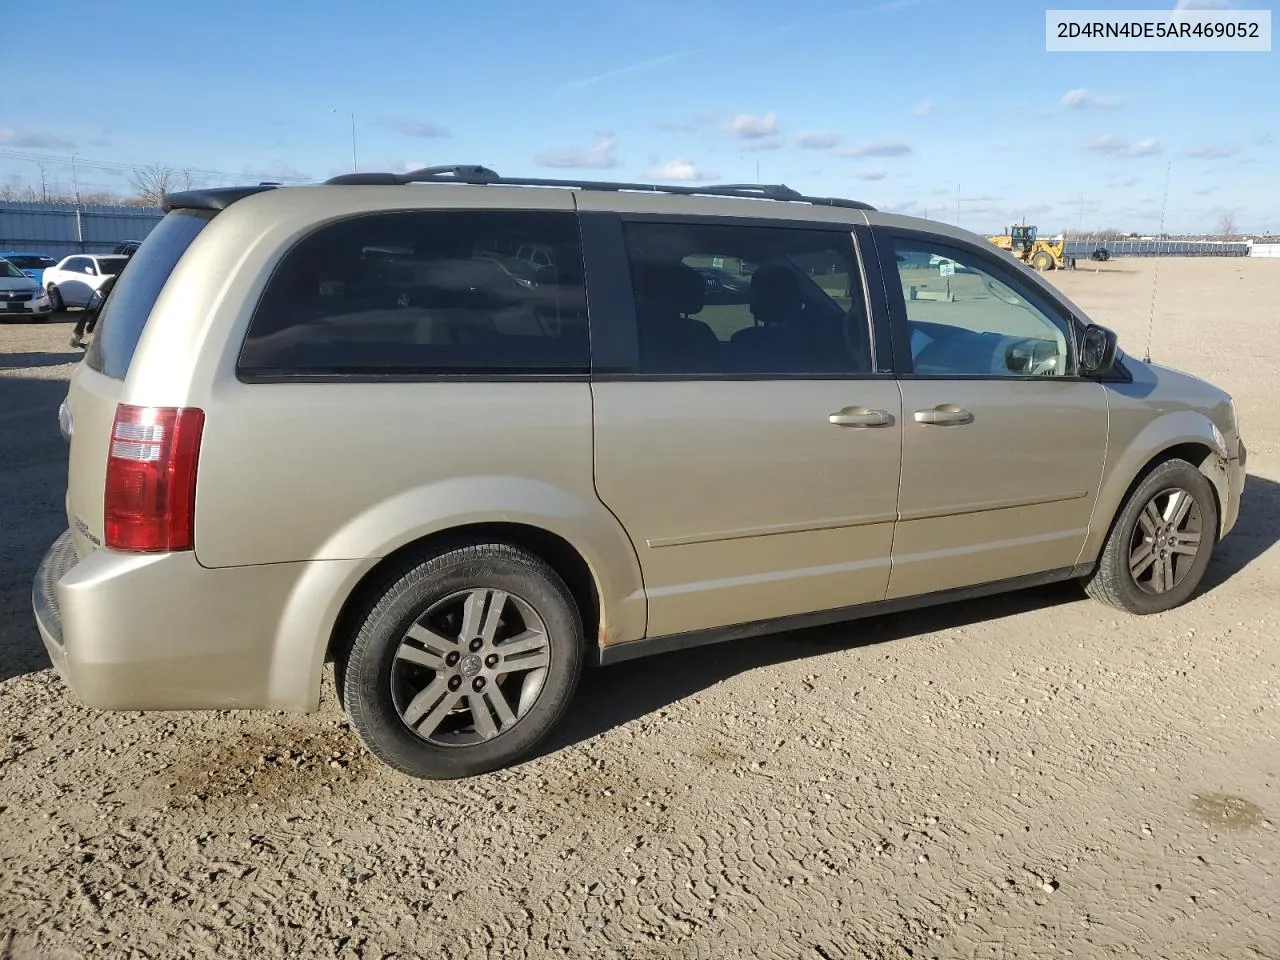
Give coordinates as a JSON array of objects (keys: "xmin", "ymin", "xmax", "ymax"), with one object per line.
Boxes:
[
  {"xmin": 339, "ymin": 542, "xmax": 584, "ymax": 779},
  {"xmin": 1031, "ymin": 251, "xmax": 1054, "ymax": 271},
  {"xmin": 1083, "ymin": 458, "xmax": 1218, "ymax": 614},
  {"xmin": 46, "ymin": 284, "xmax": 64, "ymax": 312}
]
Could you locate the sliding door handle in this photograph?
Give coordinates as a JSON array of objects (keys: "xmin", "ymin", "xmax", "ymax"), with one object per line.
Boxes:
[
  {"xmin": 829, "ymin": 407, "xmax": 894, "ymax": 428},
  {"xmin": 913, "ymin": 405, "xmax": 974, "ymax": 426}
]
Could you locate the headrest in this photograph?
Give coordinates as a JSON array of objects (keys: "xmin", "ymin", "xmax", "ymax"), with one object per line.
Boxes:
[
  {"xmin": 749, "ymin": 265, "xmax": 802, "ymax": 324},
  {"xmin": 633, "ymin": 260, "xmax": 705, "ymax": 316}
]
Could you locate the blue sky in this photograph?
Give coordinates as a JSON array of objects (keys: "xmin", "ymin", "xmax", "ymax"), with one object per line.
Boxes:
[{"xmin": 2, "ymin": 0, "xmax": 1275, "ymax": 234}]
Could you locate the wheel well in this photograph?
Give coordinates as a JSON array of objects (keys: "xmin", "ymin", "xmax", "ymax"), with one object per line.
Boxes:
[
  {"xmin": 325, "ymin": 523, "xmax": 602, "ymax": 666},
  {"xmin": 1103, "ymin": 441, "xmax": 1221, "ymax": 543}
]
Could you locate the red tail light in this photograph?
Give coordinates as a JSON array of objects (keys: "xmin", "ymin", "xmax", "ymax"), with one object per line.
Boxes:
[{"xmin": 104, "ymin": 404, "xmax": 205, "ymax": 552}]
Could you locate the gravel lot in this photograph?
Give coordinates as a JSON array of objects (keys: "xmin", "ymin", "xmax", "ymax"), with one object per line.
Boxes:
[{"xmin": 2, "ymin": 259, "xmax": 1278, "ymax": 960}]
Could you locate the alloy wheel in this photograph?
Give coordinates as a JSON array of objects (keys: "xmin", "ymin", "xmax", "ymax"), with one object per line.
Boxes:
[
  {"xmin": 390, "ymin": 587, "xmax": 551, "ymax": 746},
  {"xmin": 1128, "ymin": 486, "xmax": 1203, "ymax": 595}
]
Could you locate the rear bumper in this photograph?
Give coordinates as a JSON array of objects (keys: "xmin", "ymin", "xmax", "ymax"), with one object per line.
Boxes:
[
  {"xmin": 33, "ymin": 529, "xmax": 77, "ymax": 682},
  {"xmin": 32, "ymin": 529, "xmax": 366, "ymax": 712}
]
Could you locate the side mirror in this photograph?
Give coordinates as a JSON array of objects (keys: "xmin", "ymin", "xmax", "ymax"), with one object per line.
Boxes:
[{"xmin": 1080, "ymin": 324, "xmax": 1119, "ymax": 376}]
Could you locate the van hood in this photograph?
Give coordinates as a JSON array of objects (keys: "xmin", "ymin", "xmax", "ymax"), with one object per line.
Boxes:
[{"xmin": 1119, "ymin": 352, "xmax": 1236, "ymax": 440}]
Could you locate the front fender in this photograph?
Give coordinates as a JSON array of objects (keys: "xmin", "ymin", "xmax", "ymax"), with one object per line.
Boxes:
[{"xmin": 1080, "ymin": 408, "xmax": 1232, "ymax": 564}]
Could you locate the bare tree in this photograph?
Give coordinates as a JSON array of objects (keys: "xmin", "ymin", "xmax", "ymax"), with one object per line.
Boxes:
[
  {"xmin": 1218, "ymin": 211, "xmax": 1238, "ymax": 237},
  {"xmin": 127, "ymin": 162, "xmax": 179, "ymax": 207}
]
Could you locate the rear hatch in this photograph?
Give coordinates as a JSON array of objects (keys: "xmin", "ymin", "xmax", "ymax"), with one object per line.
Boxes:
[{"xmin": 64, "ymin": 209, "xmax": 213, "ymax": 559}]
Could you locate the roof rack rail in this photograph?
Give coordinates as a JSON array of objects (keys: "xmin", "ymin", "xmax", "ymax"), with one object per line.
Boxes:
[{"xmin": 322, "ymin": 165, "xmax": 875, "ymax": 210}]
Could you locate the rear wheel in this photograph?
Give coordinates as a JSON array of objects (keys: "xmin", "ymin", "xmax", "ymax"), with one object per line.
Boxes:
[
  {"xmin": 338, "ymin": 542, "xmax": 584, "ymax": 779},
  {"xmin": 1083, "ymin": 458, "xmax": 1218, "ymax": 614}
]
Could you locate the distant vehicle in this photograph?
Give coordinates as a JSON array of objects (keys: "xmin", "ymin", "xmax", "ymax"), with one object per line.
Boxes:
[
  {"xmin": 693, "ymin": 264, "xmax": 752, "ymax": 304},
  {"xmin": 0, "ymin": 257, "xmax": 53, "ymax": 320},
  {"xmin": 42, "ymin": 254, "xmax": 130, "ymax": 311},
  {"xmin": 0, "ymin": 252, "xmax": 58, "ymax": 286},
  {"xmin": 113, "ymin": 241, "xmax": 142, "ymax": 256},
  {"xmin": 986, "ymin": 224, "xmax": 1075, "ymax": 271}
]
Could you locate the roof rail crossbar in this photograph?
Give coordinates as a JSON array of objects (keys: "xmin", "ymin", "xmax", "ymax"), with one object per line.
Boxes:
[
  {"xmin": 402, "ymin": 164, "xmax": 500, "ymax": 180},
  {"xmin": 326, "ymin": 172, "xmax": 408, "ymax": 185}
]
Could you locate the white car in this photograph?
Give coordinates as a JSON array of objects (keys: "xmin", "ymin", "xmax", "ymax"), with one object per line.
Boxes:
[{"xmin": 43, "ymin": 254, "xmax": 130, "ymax": 311}]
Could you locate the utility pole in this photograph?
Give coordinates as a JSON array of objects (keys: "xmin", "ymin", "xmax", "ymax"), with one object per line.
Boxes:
[
  {"xmin": 37, "ymin": 162, "xmax": 48, "ymax": 202},
  {"xmin": 351, "ymin": 113, "xmax": 358, "ymax": 173},
  {"xmin": 71, "ymin": 152, "xmax": 81, "ymax": 204}
]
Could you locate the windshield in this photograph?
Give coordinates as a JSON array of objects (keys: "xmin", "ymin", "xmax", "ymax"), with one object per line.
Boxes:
[
  {"xmin": 3, "ymin": 255, "xmax": 55, "ymax": 270},
  {"xmin": 95, "ymin": 256, "xmax": 130, "ymax": 276},
  {"xmin": 85, "ymin": 210, "xmax": 213, "ymax": 379},
  {"xmin": 0, "ymin": 260, "xmax": 26, "ymax": 279}
]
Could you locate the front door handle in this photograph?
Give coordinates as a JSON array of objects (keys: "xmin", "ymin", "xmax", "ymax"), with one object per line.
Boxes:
[
  {"xmin": 913, "ymin": 405, "xmax": 974, "ymax": 426},
  {"xmin": 829, "ymin": 407, "xmax": 894, "ymax": 428}
]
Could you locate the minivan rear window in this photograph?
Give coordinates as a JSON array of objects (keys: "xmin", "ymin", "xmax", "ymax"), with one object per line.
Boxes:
[{"xmin": 85, "ymin": 210, "xmax": 213, "ymax": 379}]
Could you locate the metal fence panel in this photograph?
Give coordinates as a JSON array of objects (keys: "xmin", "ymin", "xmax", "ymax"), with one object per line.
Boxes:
[
  {"xmin": 0, "ymin": 201, "xmax": 164, "ymax": 258},
  {"xmin": 1063, "ymin": 238, "xmax": 1252, "ymax": 258}
]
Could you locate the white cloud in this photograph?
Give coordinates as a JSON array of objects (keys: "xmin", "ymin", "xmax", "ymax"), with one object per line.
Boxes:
[
  {"xmin": 559, "ymin": 48, "xmax": 704, "ymax": 92},
  {"xmin": 0, "ymin": 128, "xmax": 77, "ymax": 150},
  {"xmin": 836, "ymin": 140, "xmax": 913, "ymax": 158},
  {"xmin": 1060, "ymin": 88, "xmax": 1123, "ymax": 109},
  {"xmin": 724, "ymin": 112, "xmax": 779, "ymax": 140},
  {"xmin": 1085, "ymin": 134, "xmax": 1162, "ymax": 157},
  {"xmin": 853, "ymin": 168, "xmax": 888, "ymax": 181},
  {"xmin": 534, "ymin": 135, "xmax": 621, "ymax": 169},
  {"xmin": 644, "ymin": 159, "xmax": 720, "ymax": 182},
  {"xmin": 1186, "ymin": 144, "xmax": 1239, "ymax": 159},
  {"xmin": 742, "ymin": 135, "xmax": 786, "ymax": 151},
  {"xmin": 794, "ymin": 131, "xmax": 843, "ymax": 150},
  {"xmin": 383, "ymin": 160, "xmax": 428, "ymax": 174},
  {"xmin": 911, "ymin": 99, "xmax": 937, "ymax": 116},
  {"xmin": 1174, "ymin": 0, "xmax": 1235, "ymax": 9},
  {"xmin": 378, "ymin": 117, "xmax": 450, "ymax": 138}
]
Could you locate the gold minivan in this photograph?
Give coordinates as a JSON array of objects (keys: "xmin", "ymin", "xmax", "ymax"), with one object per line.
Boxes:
[{"xmin": 34, "ymin": 167, "xmax": 1246, "ymax": 779}]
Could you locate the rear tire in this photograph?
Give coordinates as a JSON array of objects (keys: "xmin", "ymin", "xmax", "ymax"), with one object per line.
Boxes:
[
  {"xmin": 338, "ymin": 542, "xmax": 584, "ymax": 779},
  {"xmin": 1083, "ymin": 458, "xmax": 1218, "ymax": 614}
]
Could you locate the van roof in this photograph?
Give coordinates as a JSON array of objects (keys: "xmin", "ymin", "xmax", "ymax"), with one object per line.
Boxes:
[{"xmin": 161, "ymin": 164, "xmax": 877, "ymax": 215}]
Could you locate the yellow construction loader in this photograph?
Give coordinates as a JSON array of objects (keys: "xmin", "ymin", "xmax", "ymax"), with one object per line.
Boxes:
[{"xmin": 987, "ymin": 224, "xmax": 1074, "ymax": 271}]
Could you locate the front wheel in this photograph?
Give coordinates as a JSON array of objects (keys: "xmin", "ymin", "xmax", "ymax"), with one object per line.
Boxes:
[
  {"xmin": 1083, "ymin": 458, "xmax": 1218, "ymax": 614},
  {"xmin": 339, "ymin": 542, "xmax": 584, "ymax": 779},
  {"xmin": 46, "ymin": 284, "xmax": 64, "ymax": 312},
  {"xmin": 1030, "ymin": 251, "xmax": 1054, "ymax": 271}
]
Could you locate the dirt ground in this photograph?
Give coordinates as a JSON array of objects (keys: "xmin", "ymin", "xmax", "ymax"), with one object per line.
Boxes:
[{"xmin": 1, "ymin": 257, "xmax": 1277, "ymax": 960}]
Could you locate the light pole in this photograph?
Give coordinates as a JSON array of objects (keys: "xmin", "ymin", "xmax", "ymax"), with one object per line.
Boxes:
[
  {"xmin": 332, "ymin": 108, "xmax": 357, "ymax": 172},
  {"xmin": 71, "ymin": 152, "xmax": 81, "ymax": 204}
]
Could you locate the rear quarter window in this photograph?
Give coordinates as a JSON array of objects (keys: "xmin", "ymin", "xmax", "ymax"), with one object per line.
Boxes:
[
  {"xmin": 236, "ymin": 209, "xmax": 589, "ymax": 378},
  {"xmin": 85, "ymin": 210, "xmax": 212, "ymax": 379}
]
